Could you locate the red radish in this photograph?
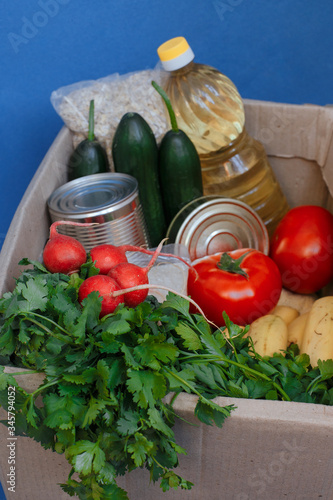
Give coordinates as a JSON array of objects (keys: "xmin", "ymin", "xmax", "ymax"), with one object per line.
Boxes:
[
  {"xmin": 107, "ymin": 240, "xmax": 164, "ymax": 308},
  {"xmin": 90, "ymin": 244, "xmax": 128, "ymax": 274},
  {"xmin": 89, "ymin": 240, "xmax": 191, "ymax": 275},
  {"xmin": 78, "ymin": 274, "xmax": 125, "ymax": 318},
  {"xmin": 108, "ymin": 263, "xmax": 149, "ymax": 308},
  {"xmin": 43, "ymin": 221, "xmax": 94, "ymax": 274}
]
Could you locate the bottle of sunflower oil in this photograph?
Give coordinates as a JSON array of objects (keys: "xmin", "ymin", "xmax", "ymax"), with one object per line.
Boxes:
[{"xmin": 157, "ymin": 36, "xmax": 289, "ymax": 236}]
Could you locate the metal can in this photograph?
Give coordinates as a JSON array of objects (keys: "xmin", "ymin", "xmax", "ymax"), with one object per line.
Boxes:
[
  {"xmin": 166, "ymin": 196, "xmax": 269, "ymax": 261},
  {"xmin": 47, "ymin": 173, "xmax": 150, "ymax": 254}
]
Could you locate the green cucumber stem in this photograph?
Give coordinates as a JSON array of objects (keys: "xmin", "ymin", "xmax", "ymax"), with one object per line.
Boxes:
[
  {"xmin": 152, "ymin": 80, "xmax": 178, "ymax": 132},
  {"xmin": 88, "ymin": 100, "xmax": 95, "ymax": 141}
]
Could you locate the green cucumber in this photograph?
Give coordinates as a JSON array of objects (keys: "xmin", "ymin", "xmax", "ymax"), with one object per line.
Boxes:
[
  {"xmin": 152, "ymin": 81, "xmax": 203, "ymax": 225},
  {"xmin": 112, "ymin": 112, "xmax": 166, "ymax": 247},
  {"xmin": 68, "ymin": 100, "xmax": 109, "ymax": 181}
]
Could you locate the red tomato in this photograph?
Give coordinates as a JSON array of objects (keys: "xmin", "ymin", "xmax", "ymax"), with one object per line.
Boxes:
[
  {"xmin": 187, "ymin": 248, "xmax": 282, "ymax": 327},
  {"xmin": 270, "ymin": 205, "xmax": 333, "ymax": 294}
]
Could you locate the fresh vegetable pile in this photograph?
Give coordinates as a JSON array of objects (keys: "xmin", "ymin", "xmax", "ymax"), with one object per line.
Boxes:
[
  {"xmin": 2, "ymin": 69, "xmax": 333, "ymax": 499},
  {"xmin": 0, "ymin": 234, "xmax": 333, "ymax": 498},
  {"xmin": 2, "ymin": 139, "xmax": 333, "ymax": 500}
]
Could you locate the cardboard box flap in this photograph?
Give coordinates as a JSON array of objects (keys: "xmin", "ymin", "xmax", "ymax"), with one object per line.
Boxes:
[
  {"xmin": 244, "ymin": 99, "xmax": 333, "ymax": 198},
  {"xmin": 244, "ymin": 100, "xmax": 333, "ymax": 164}
]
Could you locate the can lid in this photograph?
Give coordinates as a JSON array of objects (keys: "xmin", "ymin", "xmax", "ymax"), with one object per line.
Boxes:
[
  {"xmin": 48, "ymin": 173, "xmax": 138, "ymax": 219},
  {"xmin": 167, "ymin": 197, "xmax": 269, "ymax": 261},
  {"xmin": 157, "ymin": 36, "xmax": 194, "ymax": 71}
]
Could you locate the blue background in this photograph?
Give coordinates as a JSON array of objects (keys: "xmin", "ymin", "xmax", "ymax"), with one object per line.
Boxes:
[{"xmin": 0, "ymin": 0, "xmax": 333, "ymax": 251}]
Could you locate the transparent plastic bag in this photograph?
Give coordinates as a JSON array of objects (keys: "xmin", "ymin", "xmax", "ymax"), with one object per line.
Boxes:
[
  {"xmin": 50, "ymin": 68, "xmax": 168, "ymax": 165},
  {"xmin": 127, "ymin": 243, "xmax": 191, "ymax": 303}
]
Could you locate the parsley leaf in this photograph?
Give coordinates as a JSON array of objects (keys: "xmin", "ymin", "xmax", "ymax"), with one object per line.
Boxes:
[
  {"xmin": 67, "ymin": 440, "xmax": 106, "ymax": 475},
  {"xmin": 126, "ymin": 371, "xmax": 167, "ymax": 409}
]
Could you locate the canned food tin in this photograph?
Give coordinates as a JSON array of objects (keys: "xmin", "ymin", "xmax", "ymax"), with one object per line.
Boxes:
[
  {"xmin": 47, "ymin": 173, "xmax": 150, "ymax": 254},
  {"xmin": 166, "ymin": 196, "xmax": 269, "ymax": 261}
]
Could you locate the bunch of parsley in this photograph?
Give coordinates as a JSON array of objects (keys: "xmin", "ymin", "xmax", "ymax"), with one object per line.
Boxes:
[{"xmin": 0, "ymin": 259, "xmax": 332, "ymax": 499}]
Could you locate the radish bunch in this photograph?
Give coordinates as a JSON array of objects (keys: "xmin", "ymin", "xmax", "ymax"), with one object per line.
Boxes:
[
  {"xmin": 42, "ymin": 222, "xmax": 192, "ymax": 318},
  {"xmin": 79, "ymin": 241, "xmax": 164, "ymax": 317}
]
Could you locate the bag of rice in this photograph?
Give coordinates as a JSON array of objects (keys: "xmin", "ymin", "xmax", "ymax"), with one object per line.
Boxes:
[{"xmin": 50, "ymin": 68, "xmax": 169, "ymax": 166}]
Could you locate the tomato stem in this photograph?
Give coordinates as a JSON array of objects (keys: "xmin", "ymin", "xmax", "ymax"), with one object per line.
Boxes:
[{"xmin": 216, "ymin": 251, "xmax": 251, "ymax": 279}]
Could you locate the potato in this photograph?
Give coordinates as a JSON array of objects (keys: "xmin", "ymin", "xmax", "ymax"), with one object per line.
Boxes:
[
  {"xmin": 246, "ymin": 314, "xmax": 288, "ymax": 357},
  {"xmin": 271, "ymin": 305, "xmax": 299, "ymax": 325},
  {"xmin": 287, "ymin": 312, "xmax": 308, "ymax": 347},
  {"xmin": 300, "ymin": 296, "xmax": 333, "ymax": 367}
]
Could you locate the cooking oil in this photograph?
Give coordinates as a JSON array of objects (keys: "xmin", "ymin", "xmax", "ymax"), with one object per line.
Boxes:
[
  {"xmin": 159, "ymin": 59, "xmax": 245, "ymax": 154},
  {"xmin": 157, "ymin": 36, "xmax": 289, "ymax": 236},
  {"xmin": 200, "ymin": 129, "xmax": 289, "ymax": 236}
]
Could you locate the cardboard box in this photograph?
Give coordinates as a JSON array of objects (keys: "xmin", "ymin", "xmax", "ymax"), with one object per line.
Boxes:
[{"xmin": 1, "ymin": 100, "xmax": 333, "ymax": 499}]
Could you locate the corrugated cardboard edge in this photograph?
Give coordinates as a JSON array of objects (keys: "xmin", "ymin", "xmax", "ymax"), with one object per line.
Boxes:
[
  {"xmin": 168, "ymin": 391, "xmax": 333, "ymax": 426},
  {"xmin": 244, "ymin": 99, "xmax": 333, "ymax": 197}
]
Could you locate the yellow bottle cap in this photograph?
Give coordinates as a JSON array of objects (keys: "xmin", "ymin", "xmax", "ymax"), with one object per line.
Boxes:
[{"xmin": 157, "ymin": 37, "xmax": 194, "ymax": 71}]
